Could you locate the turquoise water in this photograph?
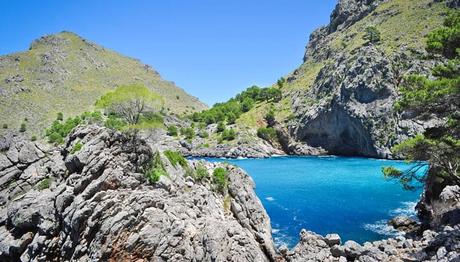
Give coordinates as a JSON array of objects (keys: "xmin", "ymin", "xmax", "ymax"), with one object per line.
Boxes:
[{"xmin": 203, "ymin": 156, "xmax": 424, "ymax": 247}]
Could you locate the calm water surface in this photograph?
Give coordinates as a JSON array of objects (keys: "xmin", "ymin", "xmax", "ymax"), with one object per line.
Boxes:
[{"xmin": 203, "ymin": 156, "xmax": 424, "ymax": 247}]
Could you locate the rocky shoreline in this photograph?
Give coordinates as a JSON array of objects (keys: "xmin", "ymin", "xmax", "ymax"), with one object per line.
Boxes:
[{"xmin": 1, "ymin": 125, "xmax": 459, "ymax": 261}]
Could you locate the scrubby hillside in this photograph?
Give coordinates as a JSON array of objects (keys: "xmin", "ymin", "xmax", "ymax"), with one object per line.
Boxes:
[
  {"xmin": 199, "ymin": 0, "xmax": 454, "ymax": 159},
  {"xmin": 166, "ymin": 0, "xmax": 457, "ymax": 159},
  {"xmin": 276, "ymin": 0, "xmax": 451, "ymax": 158},
  {"xmin": 0, "ymin": 31, "xmax": 206, "ymax": 136}
]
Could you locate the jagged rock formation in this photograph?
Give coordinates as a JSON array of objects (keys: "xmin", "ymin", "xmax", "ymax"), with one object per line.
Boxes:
[
  {"xmin": 0, "ymin": 32, "xmax": 206, "ymax": 135},
  {"xmin": 1, "ymin": 125, "xmax": 460, "ymax": 261},
  {"xmin": 0, "ymin": 126, "xmax": 277, "ymax": 261},
  {"xmin": 261, "ymin": 0, "xmax": 452, "ymax": 158},
  {"xmin": 283, "ymin": 226, "xmax": 460, "ymax": 261}
]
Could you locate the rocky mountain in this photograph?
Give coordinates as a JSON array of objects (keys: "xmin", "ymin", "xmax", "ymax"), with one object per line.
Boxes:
[
  {"xmin": 0, "ymin": 32, "xmax": 206, "ymax": 136},
  {"xmin": 0, "ymin": 125, "xmax": 276, "ymax": 261},
  {"xmin": 225, "ymin": 0, "xmax": 454, "ymax": 158}
]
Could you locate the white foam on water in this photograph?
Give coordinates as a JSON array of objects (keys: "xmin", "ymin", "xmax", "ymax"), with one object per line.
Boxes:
[
  {"xmin": 363, "ymin": 220, "xmax": 404, "ymax": 237},
  {"xmin": 265, "ymin": 196, "xmax": 275, "ymax": 201},
  {"xmin": 364, "ymin": 201, "xmax": 419, "ymax": 237},
  {"xmin": 389, "ymin": 201, "xmax": 418, "ymax": 218}
]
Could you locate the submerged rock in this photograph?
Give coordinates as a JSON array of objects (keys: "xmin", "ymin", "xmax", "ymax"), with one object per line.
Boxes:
[{"xmin": 388, "ymin": 216, "xmax": 420, "ymax": 234}]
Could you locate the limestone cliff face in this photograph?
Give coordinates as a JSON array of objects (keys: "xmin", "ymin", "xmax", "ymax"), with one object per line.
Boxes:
[
  {"xmin": 276, "ymin": 0, "xmax": 450, "ymax": 158},
  {"xmin": 0, "ymin": 126, "xmax": 276, "ymax": 261}
]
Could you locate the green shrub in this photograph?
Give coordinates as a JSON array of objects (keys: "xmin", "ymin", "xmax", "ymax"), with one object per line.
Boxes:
[
  {"xmin": 70, "ymin": 141, "xmax": 83, "ymax": 154},
  {"xmin": 45, "ymin": 117, "xmax": 82, "ymax": 144},
  {"xmin": 144, "ymin": 151, "xmax": 167, "ymax": 184},
  {"xmin": 363, "ymin": 26, "xmax": 381, "ymax": 44},
  {"xmin": 164, "ymin": 150, "xmax": 188, "ymax": 168},
  {"xmin": 19, "ymin": 123, "xmax": 26, "ymax": 132},
  {"xmin": 180, "ymin": 127, "xmax": 195, "ymax": 140},
  {"xmin": 145, "ymin": 167, "xmax": 167, "ymax": 183},
  {"xmin": 213, "ymin": 167, "xmax": 228, "ymax": 193},
  {"xmin": 198, "ymin": 130, "xmax": 209, "ymax": 138},
  {"xmin": 217, "ymin": 121, "xmax": 226, "ymax": 133},
  {"xmin": 277, "ymin": 77, "xmax": 286, "ymax": 88},
  {"xmin": 81, "ymin": 111, "xmax": 103, "ymax": 124},
  {"xmin": 167, "ymin": 125, "xmax": 178, "ymax": 136},
  {"xmin": 196, "ymin": 164, "xmax": 209, "ymax": 181},
  {"xmin": 2, "ymin": 124, "xmax": 7, "ymax": 129},
  {"xmin": 57, "ymin": 112, "xmax": 64, "ymax": 121},
  {"xmin": 37, "ymin": 178, "xmax": 51, "ymax": 190},
  {"xmin": 257, "ymin": 127, "xmax": 277, "ymax": 142},
  {"xmin": 31, "ymin": 136, "xmax": 37, "ymax": 141},
  {"xmin": 190, "ymin": 85, "xmax": 282, "ymax": 124},
  {"xmin": 241, "ymin": 97, "xmax": 255, "ymax": 112},
  {"xmin": 104, "ymin": 116, "xmax": 126, "ymax": 130},
  {"xmin": 221, "ymin": 128, "xmax": 236, "ymax": 141},
  {"xmin": 265, "ymin": 108, "xmax": 275, "ymax": 125}
]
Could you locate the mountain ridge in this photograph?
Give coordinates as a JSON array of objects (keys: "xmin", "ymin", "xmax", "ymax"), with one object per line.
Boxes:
[{"xmin": 0, "ymin": 31, "xmax": 207, "ymax": 136}]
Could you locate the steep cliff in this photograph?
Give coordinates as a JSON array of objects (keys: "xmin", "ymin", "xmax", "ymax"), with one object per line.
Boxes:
[
  {"xmin": 235, "ymin": 0, "xmax": 453, "ymax": 158},
  {"xmin": 0, "ymin": 126, "xmax": 276, "ymax": 261}
]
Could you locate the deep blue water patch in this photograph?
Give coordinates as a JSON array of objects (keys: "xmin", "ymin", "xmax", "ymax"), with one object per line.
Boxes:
[{"xmin": 201, "ymin": 156, "xmax": 424, "ymax": 247}]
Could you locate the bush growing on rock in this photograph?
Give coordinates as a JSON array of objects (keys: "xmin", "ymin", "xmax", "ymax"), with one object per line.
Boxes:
[
  {"xmin": 180, "ymin": 127, "xmax": 195, "ymax": 140},
  {"xmin": 221, "ymin": 128, "xmax": 236, "ymax": 141},
  {"xmin": 104, "ymin": 115, "xmax": 126, "ymax": 130},
  {"xmin": 198, "ymin": 130, "xmax": 209, "ymax": 138},
  {"xmin": 145, "ymin": 152, "xmax": 167, "ymax": 184},
  {"xmin": 167, "ymin": 125, "xmax": 178, "ymax": 136},
  {"xmin": 57, "ymin": 112, "xmax": 63, "ymax": 121},
  {"xmin": 19, "ymin": 123, "xmax": 26, "ymax": 132},
  {"xmin": 2, "ymin": 123, "xmax": 7, "ymax": 129},
  {"xmin": 264, "ymin": 108, "xmax": 275, "ymax": 125},
  {"xmin": 195, "ymin": 164, "xmax": 209, "ymax": 181},
  {"xmin": 217, "ymin": 121, "xmax": 226, "ymax": 133},
  {"xmin": 257, "ymin": 127, "xmax": 277, "ymax": 143},
  {"xmin": 164, "ymin": 150, "xmax": 188, "ymax": 168},
  {"xmin": 70, "ymin": 141, "xmax": 83, "ymax": 154},
  {"xmin": 37, "ymin": 178, "xmax": 51, "ymax": 191},
  {"xmin": 363, "ymin": 26, "xmax": 381, "ymax": 44},
  {"xmin": 146, "ymin": 167, "xmax": 167, "ymax": 183},
  {"xmin": 213, "ymin": 167, "xmax": 228, "ymax": 193},
  {"xmin": 31, "ymin": 135, "xmax": 37, "ymax": 141},
  {"xmin": 45, "ymin": 116, "xmax": 82, "ymax": 144}
]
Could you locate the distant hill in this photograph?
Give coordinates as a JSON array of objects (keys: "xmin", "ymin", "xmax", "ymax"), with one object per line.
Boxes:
[{"xmin": 0, "ymin": 31, "xmax": 206, "ymax": 135}]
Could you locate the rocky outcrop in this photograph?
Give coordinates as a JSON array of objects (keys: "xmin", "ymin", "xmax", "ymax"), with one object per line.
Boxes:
[
  {"xmin": 388, "ymin": 216, "xmax": 420, "ymax": 234},
  {"xmin": 284, "ymin": 226, "xmax": 460, "ymax": 262},
  {"xmin": 284, "ymin": 0, "xmax": 451, "ymax": 158},
  {"xmin": 144, "ymin": 122, "xmax": 284, "ymax": 159},
  {"xmin": 0, "ymin": 125, "xmax": 277, "ymax": 261},
  {"xmin": 329, "ymin": 0, "xmax": 386, "ymax": 33},
  {"xmin": 418, "ymin": 183, "xmax": 460, "ymax": 230}
]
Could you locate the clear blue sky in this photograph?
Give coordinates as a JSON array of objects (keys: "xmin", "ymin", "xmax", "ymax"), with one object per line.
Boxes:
[{"xmin": 1, "ymin": 0, "xmax": 337, "ymax": 106}]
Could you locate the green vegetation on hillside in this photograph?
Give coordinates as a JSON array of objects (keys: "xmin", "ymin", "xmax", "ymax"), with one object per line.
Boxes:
[
  {"xmin": 383, "ymin": 11, "xmax": 460, "ymax": 190},
  {"xmin": 145, "ymin": 151, "xmax": 167, "ymax": 184},
  {"xmin": 213, "ymin": 167, "xmax": 228, "ymax": 193},
  {"xmin": 190, "ymin": 86, "xmax": 281, "ymax": 125},
  {"xmin": 95, "ymin": 84, "xmax": 163, "ymax": 125},
  {"xmin": 0, "ymin": 32, "xmax": 206, "ymax": 135},
  {"xmin": 164, "ymin": 150, "xmax": 188, "ymax": 168}
]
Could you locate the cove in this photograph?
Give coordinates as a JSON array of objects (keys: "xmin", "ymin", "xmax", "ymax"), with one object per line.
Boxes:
[{"xmin": 202, "ymin": 156, "xmax": 424, "ymax": 247}]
